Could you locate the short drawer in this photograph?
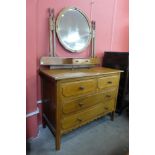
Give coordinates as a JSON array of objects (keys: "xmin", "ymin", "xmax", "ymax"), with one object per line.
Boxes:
[
  {"xmin": 98, "ymin": 75, "xmax": 119, "ymax": 89},
  {"xmin": 62, "ymin": 90, "xmax": 117, "ymax": 115},
  {"xmin": 102, "ymin": 90, "xmax": 117, "ymax": 101},
  {"xmin": 61, "ymin": 103, "xmax": 105, "ymax": 130},
  {"xmin": 103, "ymin": 99, "xmax": 116, "ymax": 111},
  {"xmin": 61, "ymin": 79, "xmax": 97, "ymax": 97}
]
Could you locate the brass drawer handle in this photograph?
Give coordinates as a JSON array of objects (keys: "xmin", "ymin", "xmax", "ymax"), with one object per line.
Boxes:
[
  {"xmin": 79, "ymin": 86, "xmax": 85, "ymax": 90},
  {"xmin": 104, "ymin": 107, "xmax": 109, "ymax": 110},
  {"xmin": 106, "ymin": 95, "xmax": 111, "ymax": 98},
  {"xmin": 78, "ymin": 103, "xmax": 84, "ymax": 107},
  {"xmin": 107, "ymin": 81, "xmax": 112, "ymax": 84},
  {"xmin": 77, "ymin": 118, "xmax": 83, "ymax": 122}
]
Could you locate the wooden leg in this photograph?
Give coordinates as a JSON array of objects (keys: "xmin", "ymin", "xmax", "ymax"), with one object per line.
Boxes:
[
  {"xmin": 110, "ymin": 111, "xmax": 115, "ymax": 121},
  {"xmin": 55, "ymin": 134, "xmax": 61, "ymax": 150}
]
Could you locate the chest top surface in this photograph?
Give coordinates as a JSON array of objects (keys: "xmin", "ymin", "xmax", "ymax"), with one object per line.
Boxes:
[{"xmin": 40, "ymin": 67, "xmax": 123, "ymax": 80}]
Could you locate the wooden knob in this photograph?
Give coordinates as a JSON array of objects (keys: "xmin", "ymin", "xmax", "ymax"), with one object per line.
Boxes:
[
  {"xmin": 104, "ymin": 107, "xmax": 108, "ymax": 110},
  {"xmin": 106, "ymin": 95, "xmax": 111, "ymax": 98},
  {"xmin": 78, "ymin": 103, "xmax": 84, "ymax": 107},
  {"xmin": 79, "ymin": 86, "xmax": 85, "ymax": 90},
  {"xmin": 77, "ymin": 118, "xmax": 82, "ymax": 122},
  {"xmin": 107, "ymin": 81, "xmax": 112, "ymax": 84}
]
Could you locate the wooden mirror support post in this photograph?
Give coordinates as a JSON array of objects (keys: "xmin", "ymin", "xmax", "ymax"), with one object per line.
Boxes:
[
  {"xmin": 49, "ymin": 8, "xmax": 56, "ymax": 57},
  {"xmin": 40, "ymin": 8, "xmax": 100, "ymax": 68},
  {"xmin": 91, "ymin": 20, "xmax": 96, "ymax": 58}
]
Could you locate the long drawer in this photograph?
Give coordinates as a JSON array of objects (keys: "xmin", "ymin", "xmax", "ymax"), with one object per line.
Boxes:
[
  {"xmin": 61, "ymin": 79, "xmax": 97, "ymax": 97},
  {"xmin": 62, "ymin": 89, "xmax": 117, "ymax": 115},
  {"xmin": 61, "ymin": 102, "xmax": 113, "ymax": 131}
]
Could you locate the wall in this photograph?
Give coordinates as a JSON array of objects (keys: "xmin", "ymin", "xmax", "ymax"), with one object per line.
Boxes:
[
  {"xmin": 26, "ymin": 0, "xmax": 129, "ymax": 139},
  {"xmin": 111, "ymin": 0, "xmax": 129, "ymax": 51},
  {"xmin": 26, "ymin": 0, "xmax": 38, "ymax": 139}
]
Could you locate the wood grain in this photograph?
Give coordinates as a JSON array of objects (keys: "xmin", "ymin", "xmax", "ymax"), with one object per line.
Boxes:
[
  {"xmin": 39, "ymin": 67, "xmax": 122, "ymax": 150},
  {"xmin": 40, "ymin": 57, "xmax": 100, "ymax": 66}
]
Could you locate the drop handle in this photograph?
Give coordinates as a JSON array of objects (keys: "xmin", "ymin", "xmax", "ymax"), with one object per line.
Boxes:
[
  {"xmin": 78, "ymin": 103, "xmax": 84, "ymax": 107},
  {"xmin": 106, "ymin": 95, "xmax": 111, "ymax": 98},
  {"xmin": 107, "ymin": 81, "xmax": 112, "ymax": 84},
  {"xmin": 77, "ymin": 118, "xmax": 83, "ymax": 122},
  {"xmin": 79, "ymin": 86, "xmax": 85, "ymax": 90},
  {"xmin": 104, "ymin": 107, "xmax": 109, "ymax": 110}
]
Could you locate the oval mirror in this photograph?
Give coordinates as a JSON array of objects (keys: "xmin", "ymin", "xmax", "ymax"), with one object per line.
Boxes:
[{"xmin": 56, "ymin": 7, "xmax": 92, "ymax": 53}]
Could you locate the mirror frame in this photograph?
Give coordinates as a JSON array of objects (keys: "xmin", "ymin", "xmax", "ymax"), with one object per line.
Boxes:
[{"xmin": 56, "ymin": 7, "xmax": 92, "ymax": 53}]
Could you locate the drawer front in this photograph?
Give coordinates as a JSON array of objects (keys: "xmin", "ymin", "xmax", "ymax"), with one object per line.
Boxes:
[
  {"xmin": 61, "ymin": 79, "xmax": 96, "ymax": 97},
  {"xmin": 62, "ymin": 90, "xmax": 117, "ymax": 115},
  {"xmin": 61, "ymin": 103, "xmax": 110, "ymax": 130},
  {"xmin": 62, "ymin": 93, "xmax": 103, "ymax": 114},
  {"xmin": 104, "ymin": 99, "xmax": 115, "ymax": 111},
  {"xmin": 102, "ymin": 90, "xmax": 117, "ymax": 101},
  {"xmin": 98, "ymin": 75, "xmax": 119, "ymax": 89}
]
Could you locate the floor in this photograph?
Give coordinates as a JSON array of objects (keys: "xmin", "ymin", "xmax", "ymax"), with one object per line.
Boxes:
[{"xmin": 27, "ymin": 112, "xmax": 129, "ymax": 155}]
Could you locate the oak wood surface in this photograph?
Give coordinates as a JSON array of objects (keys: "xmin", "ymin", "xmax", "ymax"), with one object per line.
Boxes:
[
  {"xmin": 61, "ymin": 102, "xmax": 107, "ymax": 130},
  {"xmin": 40, "ymin": 67, "xmax": 122, "ymax": 80},
  {"xmin": 39, "ymin": 67, "xmax": 122, "ymax": 150},
  {"xmin": 62, "ymin": 90, "xmax": 117, "ymax": 115},
  {"xmin": 98, "ymin": 75, "xmax": 119, "ymax": 89},
  {"xmin": 40, "ymin": 57, "xmax": 100, "ymax": 66},
  {"xmin": 61, "ymin": 78, "xmax": 97, "ymax": 97},
  {"xmin": 61, "ymin": 100, "xmax": 117, "ymax": 132}
]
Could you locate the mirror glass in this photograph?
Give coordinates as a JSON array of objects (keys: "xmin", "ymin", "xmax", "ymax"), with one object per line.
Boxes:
[{"xmin": 56, "ymin": 7, "xmax": 91, "ymax": 53}]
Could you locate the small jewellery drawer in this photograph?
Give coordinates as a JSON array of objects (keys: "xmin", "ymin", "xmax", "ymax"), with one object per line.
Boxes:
[
  {"xmin": 62, "ymin": 90, "xmax": 117, "ymax": 115},
  {"xmin": 61, "ymin": 79, "xmax": 96, "ymax": 97},
  {"xmin": 98, "ymin": 75, "xmax": 119, "ymax": 89},
  {"xmin": 61, "ymin": 103, "xmax": 105, "ymax": 130}
]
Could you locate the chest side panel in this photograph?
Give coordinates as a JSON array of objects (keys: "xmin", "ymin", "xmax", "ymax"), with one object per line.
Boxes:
[{"xmin": 41, "ymin": 76, "xmax": 57, "ymax": 131}]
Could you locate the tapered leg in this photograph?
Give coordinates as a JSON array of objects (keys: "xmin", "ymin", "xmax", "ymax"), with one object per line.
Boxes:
[
  {"xmin": 110, "ymin": 111, "xmax": 115, "ymax": 121},
  {"xmin": 55, "ymin": 134, "xmax": 61, "ymax": 150}
]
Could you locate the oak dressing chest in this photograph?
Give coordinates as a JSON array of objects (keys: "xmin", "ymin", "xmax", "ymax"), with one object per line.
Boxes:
[
  {"xmin": 39, "ymin": 7, "xmax": 123, "ymax": 150},
  {"xmin": 40, "ymin": 67, "xmax": 122, "ymax": 150}
]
